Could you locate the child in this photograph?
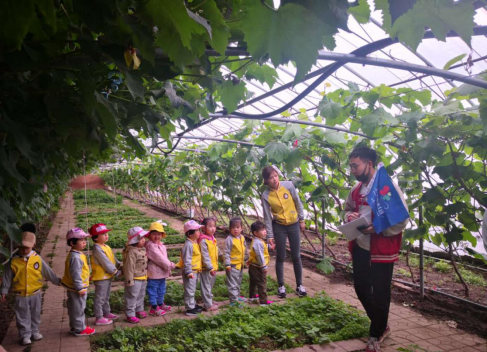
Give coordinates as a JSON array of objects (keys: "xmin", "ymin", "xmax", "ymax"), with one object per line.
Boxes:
[
  {"xmin": 224, "ymin": 217, "xmax": 248, "ymax": 307},
  {"xmin": 181, "ymin": 220, "xmax": 203, "ymax": 316},
  {"xmin": 0, "ymin": 231, "xmax": 61, "ymax": 346},
  {"xmin": 145, "ymin": 221, "xmax": 175, "ymax": 316},
  {"xmin": 198, "ymin": 217, "xmax": 219, "ymax": 312},
  {"xmin": 89, "ymin": 223, "xmax": 121, "ymax": 326},
  {"xmin": 248, "ymin": 221, "xmax": 273, "ymax": 306},
  {"xmin": 61, "ymin": 228, "xmax": 95, "ymax": 337},
  {"xmin": 123, "ymin": 227, "xmax": 149, "ymax": 324}
]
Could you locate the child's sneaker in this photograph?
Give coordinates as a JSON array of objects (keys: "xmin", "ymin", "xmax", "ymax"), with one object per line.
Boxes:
[
  {"xmin": 21, "ymin": 337, "xmax": 32, "ymax": 346},
  {"xmin": 126, "ymin": 316, "xmax": 140, "ymax": 324},
  {"xmin": 149, "ymin": 306, "xmax": 166, "ymax": 316},
  {"xmin": 95, "ymin": 317, "xmax": 113, "ymax": 326},
  {"xmin": 104, "ymin": 313, "xmax": 119, "ymax": 320},
  {"xmin": 32, "ymin": 333, "xmax": 43, "ymax": 341},
  {"xmin": 237, "ymin": 296, "xmax": 248, "ymax": 302},
  {"xmin": 159, "ymin": 304, "xmax": 172, "ymax": 312},
  {"xmin": 136, "ymin": 311, "xmax": 147, "ymax": 319},
  {"xmin": 277, "ymin": 285, "xmax": 287, "ymax": 298},
  {"xmin": 185, "ymin": 307, "xmax": 201, "ymax": 316},
  {"xmin": 74, "ymin": 326, "xmax": 95, "ymax": 337},
  {"xmin": 259, "ymin": 300, "xmax": 273, "ymax": 306},
  {"xmin": 229, "ymin": 301, "xmax": 245, "ymax": 308},
  {"xmin": 249, "ymin": 295, "xmax": 259, "ymax": 303},
  {"xmin": 204, "ymin": 304, "xmax": 219, "ymax": 312},
  {"xmin": 194, "ymin": 304, "xmax": 204, "ymax": 312},
  {"xmin": 296, "ymin": 285, "xmax": 307, "ymax": 297},
  {"xmin": 365, "ymin": 337, "xmax": 381, "ymax": 352}
]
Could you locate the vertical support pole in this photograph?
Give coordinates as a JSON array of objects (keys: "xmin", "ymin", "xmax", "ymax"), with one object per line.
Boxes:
[
  {"xmin": 322, "ymin": 163, "xmax": 326, "ymax": 260},
  {"xmin": 419, "ymin": 174, "xmax": 424, "ymax": 299}
]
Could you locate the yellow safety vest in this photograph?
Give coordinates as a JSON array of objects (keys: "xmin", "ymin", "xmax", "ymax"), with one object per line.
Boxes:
[
  {"xmin": 249, "ymin": 239, "xmax": 270, "ymax": 267},
  {"xmin": 177, "ymin": 240, "xmax": 202, "ymax": 273},
  {"xmin": 229, "ymin": 236, "xmax": 246, "ymax": 270},
  {"xmin": 10, "ymin": 253, "xmax": 43, "ymax": 296},
  {"xmin": 201, "ymin": 238, "xmax": 219, "ymax": 271},
  {"xmin": 268, "ymin": 183, "xmax": 299, "ymax": 225},
  {"xmin": 90, "ymin": 244, "xmax": 116, "ymax": 281},
  {"xmin": 61, "ymin": 251, "xmax": 90, "ymax": 291}
]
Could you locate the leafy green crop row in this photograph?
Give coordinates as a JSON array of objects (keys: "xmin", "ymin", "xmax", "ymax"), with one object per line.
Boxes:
[{"xmin": 91, "ymin": 294, "xmax": 369, "ymax": 352}]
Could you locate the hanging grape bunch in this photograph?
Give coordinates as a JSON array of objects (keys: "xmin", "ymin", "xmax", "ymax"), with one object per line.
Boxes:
[{"xmin": 102, "ymin": 72, "xmax": 123, "ymax": 99}]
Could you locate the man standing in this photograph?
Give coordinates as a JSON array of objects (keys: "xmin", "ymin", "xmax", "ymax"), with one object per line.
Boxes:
[{"xmin": 344, "ymin": 147, "xmax": 408, "ymax": 352}]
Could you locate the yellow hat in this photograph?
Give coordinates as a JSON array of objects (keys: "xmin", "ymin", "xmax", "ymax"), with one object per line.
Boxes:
[{"xmin": 149, "ymin": 222, "xmax": 166, "ymax": 236}]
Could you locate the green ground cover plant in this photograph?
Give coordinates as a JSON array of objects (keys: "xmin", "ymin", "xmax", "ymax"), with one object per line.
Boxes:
[{"xmin": 91, "ymin": 294, "xmax": 369, "ymax": 352}]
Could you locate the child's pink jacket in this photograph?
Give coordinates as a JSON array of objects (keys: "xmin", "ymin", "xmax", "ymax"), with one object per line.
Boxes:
[{"xmin": 145, "ymin": 240, "xmax": 175, "ymax": 279}]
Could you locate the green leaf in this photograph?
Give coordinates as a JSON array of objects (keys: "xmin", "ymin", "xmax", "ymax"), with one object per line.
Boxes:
[
  {"xmin": 360, "ymin": 108, "xmax": 398, "ymax": 137},
  {"xmin": 348, "ymin": 0, "xmax": 371, "ymax": 24},
  {"xmin": 285, "ymin": 148, "xmax": 303, "ymax": 173},
  {"xmin": 245, "ymin": 64, "xmax": 279, "ymax": 89},
  {"xmin": 317, "ymin": 258, "xmax": 335, "ymax": 275},
  {"xmin": 219, "ymin": 81, "xmax": 246, "ymax": 113},
  {"xmin": 95, "ymin": 92, "xmax": 118, "ymax": 140},
  {"xmin": 317, "ymin": 97, "xmax": 342, "ymax": 121},
  {"xmin": 281, "ymin": 125, "xmax": 303, "ymax": 142},
  {"xmin": 240, "ymin": 1, "xmax": 331, "ymax": 82},
  {"xmin": 324, "ymin": 131, "xmax": 346, "ymax": 145},
  {"xmin": 196, "ymin": 0, "xmax": 230, "ymax": 55},
  {"xmin": 403, "ymin": 225, "xmax": 428, "ymax": 241},
  {"xmin": 0, "ymin": 0, "xmax": 35, "ymax": 49},
  {"xmin": 264, "ymin": 142, "xmax": 290, "ymax": 163},
  {"xmin": 376, "ymin": 0, "xmax": 476, "ymax": 51},
  {"xmin": 443, "ymin": 53, "xmax": 467, "ymax": 70}
]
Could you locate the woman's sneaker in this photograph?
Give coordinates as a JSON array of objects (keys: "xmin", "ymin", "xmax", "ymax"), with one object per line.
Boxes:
[
  {"xmin": 259, "ymin": 300, "xmax": 273, "ymax": 306},
  {"xmin": 296, "ymin": 285, "xmax": 307, "ymax": 297},
  {"xmin": 126, "ymin": 316, "xmax": 140, "ymax": 324},
  {"xmin": 277, "ymin": 285, "xmax": 287, "ymax": 298},
  {"xmin": 365, "ymin": 337, "xmax": 381, "ymax": 352},
  {"xmin": 74, "ymin": 326, "xmax": 95, "ymax": 337},
  {"xmin": 185, "ymin": 307, "xmax": 201, "ymax": 316},
  {"xmin": 95, "ymin": 317, "xmax": 113, "ymax": 326},
  {"xmin": 136, "ymin": 311, "xmax": 147, "ymax": 319}
]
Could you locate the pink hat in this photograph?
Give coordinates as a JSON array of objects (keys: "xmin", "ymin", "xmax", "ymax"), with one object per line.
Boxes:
[
  {"xmin": 183, "ymin": 220, "xmax": 203, "ymax": 233},
  {"xmin": 67, "ymin": 227, "xmax": 90, "ymax": 240},
  {"xmin": 127, "ymin": 227, "xmax": 149, "ymax": 245}
]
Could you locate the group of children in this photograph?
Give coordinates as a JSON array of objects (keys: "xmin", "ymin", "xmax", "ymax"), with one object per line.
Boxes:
[{"xmin": 0, "ymin": 217, "xmax": 272, "ymax": 345}]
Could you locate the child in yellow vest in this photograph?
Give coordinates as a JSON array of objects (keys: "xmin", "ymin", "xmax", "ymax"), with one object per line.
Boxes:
[
  {"xmin": 89, "ymin": 223, "xmax": 121, "ymax": 326},
  {"xmin": 181, "ymin": 220, "xmax": 203, "ymax": 316},
  {"xmin": 0, "ymin": 231, "xmax": 61, "ymax": 346},
  {"xmin": 248, "ymin": 221, "xmax": 273, "ymax": 306},
  {"xmin": 224, "ymin": 217, "xmax": 248, "ymax": 307},
  {"xmin": 123, "ymin": 227, "xmax": 148, "ymax": 324},
  {"xmin": 198, "ymin": 217, "xmax": 219, "ymax": 312},
  {"xmin": 61, "ymin": 228, "xmax": 95, "ymax": 337}
]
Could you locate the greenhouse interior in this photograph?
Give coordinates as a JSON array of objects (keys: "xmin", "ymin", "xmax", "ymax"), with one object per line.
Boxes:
[{"xmin": 0, "ymin": 1, "xmax": 486, "ymax": 352}]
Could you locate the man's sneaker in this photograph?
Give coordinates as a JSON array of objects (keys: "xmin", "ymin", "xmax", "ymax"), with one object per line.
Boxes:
[
  {"xmin": 195, "ymin": 304, "xmax": 204, "ymax": 312},
  {"xmin": 159, "ymin": 304, "xmax": 172, "ymax": 312},
  {"xmin": 104, "ymin": 313, "xmax": 119, "ymax": 320},
  {"xmin": 277, "ymin": 285, "xmax": 287, "ymax": 298},
  {"xmin": 379, "ymin": 326, "xmax": 391, "ymax": 343},
  {"xmin": 185, "ymin": 307, "xmax": 201, "ymax": 316},
  {"xmin": 149, "ymin": 306, "xmax": 165, "ymax": 316},
  {"xmin": 95, "ymin": 317, "xmax": 113, "ymax": 326},
  {"xmin": 296, "ymin": 285, "xmax": 307, "ymax": 297},
  {"xmin": 259, "ymin": 300, "xmax": 273, "ymax": 306},
  {"xmin": 32, "ymin": 333, "xmax": 43, "ymax": 341},
  {"xmin": 126, "ymin": 316, "xmax": 140, "ymax": 324},
  {"xmin": 237, "ymin": 296, "xmax": 248, "ymax": 302},
  {"xmin": 365, "ymin": 337, "xmax": 381, "ymax": 352},
  {"xmin": 74, "ymin": 326, "xmax": 95, "ymax": 337},
  {"xmin": 136, "ymin": 311, "xmax": 147, "ymax": 319},
  {"xmin": 21, "ymin": 337, "xmax": 32, "ymax": 346}
]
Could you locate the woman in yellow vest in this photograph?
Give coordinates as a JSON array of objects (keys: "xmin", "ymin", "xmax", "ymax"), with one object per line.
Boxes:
[
  {"xmin": 61, "ymin": 227, "xmax": 95, "ymax": 337},
  {"xmin": 0, "ymin": 231, "xmax": 60, "ymax": 346},
  {"xmin": 198, "ymin": 217, "xmax": 219, "ymax": 312},
  {"xmin": 89, "ymin": 223, "xmax": 121, "ymax": 326},
  {"xmin": 181, "ymin": 220, "xmax": 203, "ymax": 316},
  {"xmin": 261, "ymin": 166, "xmax": 307, "ymax": 298}
]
